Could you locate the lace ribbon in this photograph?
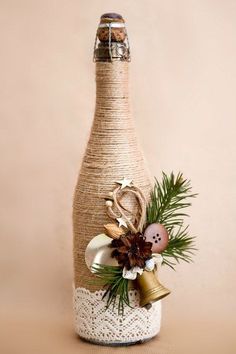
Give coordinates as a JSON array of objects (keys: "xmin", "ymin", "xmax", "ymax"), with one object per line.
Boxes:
[{"xmin": 73, "ymin": 287, "xmax": 161, "ymax": 344}]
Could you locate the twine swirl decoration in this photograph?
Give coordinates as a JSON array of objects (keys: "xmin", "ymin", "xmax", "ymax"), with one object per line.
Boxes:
[
  {"xmin": 73, "ymin": 61, "xmax": 151, "ymax": 291},
  {"xmin": 106, "ymin": 184, "xmax": 147, "ymax": 233}
]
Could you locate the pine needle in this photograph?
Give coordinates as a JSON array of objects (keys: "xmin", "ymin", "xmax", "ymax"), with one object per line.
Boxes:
[
  {"xmin": 146, "ymin": 172, "xmax": 197, "ymax": 268},
  {"xmin": 162, "ymin": 225, "xmax": 197, "ymax": 268}
]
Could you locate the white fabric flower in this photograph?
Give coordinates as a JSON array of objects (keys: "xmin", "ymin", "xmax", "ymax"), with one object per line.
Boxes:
[
  {"xmin": 122, "ymin": 266, "xmax": 143, "ymax": 280},
  {"xmin": 152, "ymin": 253, "xmax": 163, "ymax": 267},
  {"xmin": 133, "ymin": 266, "xmax": 144, "ymax": 275},
  {"xmin": 145, "ymin": 258, "xmax": 155, "ymax": 271}
]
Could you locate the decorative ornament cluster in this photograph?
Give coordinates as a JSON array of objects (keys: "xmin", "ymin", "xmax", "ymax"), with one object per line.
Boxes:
[{"xmin": 85, "ymin": 173, "xmax": 197, "ymax": 315}]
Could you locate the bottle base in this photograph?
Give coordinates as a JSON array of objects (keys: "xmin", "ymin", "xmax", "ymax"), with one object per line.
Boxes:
[{"xmin": 78, "ymin": 333, "xmax": 158, "ymax": 347}]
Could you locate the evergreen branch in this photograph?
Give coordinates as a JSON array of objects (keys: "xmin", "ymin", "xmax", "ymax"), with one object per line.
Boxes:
[
  {"xmin": 162, "ymin": 225, "xmax": 197, "ymax": 268},
  {"xmin": 147, "ymin": 172, "xmax": 197, "ymax": 228},
  {"xmin": 91, "ymin": 263, "xmax": 130, "ymax": 315},
  {"xmin": 146, "ymin": 172, "xmax": 197, "ymax": 269}
]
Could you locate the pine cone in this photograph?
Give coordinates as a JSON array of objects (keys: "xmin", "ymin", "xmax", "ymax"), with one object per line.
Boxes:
[{"xmin": 110, "ymin": 233, "xmax": 152, "ymax": 269}]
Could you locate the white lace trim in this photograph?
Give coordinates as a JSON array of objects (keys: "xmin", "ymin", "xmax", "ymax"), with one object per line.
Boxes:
[{"xmin": 73, "ymin": 287, "xmax": 161, "ymax": 344}]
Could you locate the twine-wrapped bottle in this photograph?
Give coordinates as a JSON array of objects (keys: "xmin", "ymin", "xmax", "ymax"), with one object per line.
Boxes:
[{"xmin": 73, "ymin": 13, "xmax": 161, "ymax": 345}]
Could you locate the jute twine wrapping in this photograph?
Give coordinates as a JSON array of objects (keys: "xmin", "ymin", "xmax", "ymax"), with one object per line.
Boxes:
[{"xmin": 73, "ymin": 61, "xmax": 151, "ymax": 291}]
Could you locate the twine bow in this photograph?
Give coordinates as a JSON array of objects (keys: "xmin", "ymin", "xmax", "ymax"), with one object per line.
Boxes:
[{"xmin": 106, "ymin": 183, "xmax": 147, "ymax": 233}]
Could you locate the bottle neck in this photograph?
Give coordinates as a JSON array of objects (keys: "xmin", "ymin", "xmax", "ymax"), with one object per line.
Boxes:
[
  {"xmin": 94, "ymin": 61, "xmax": 132, "ymax": 130},
  {"xmin": 96, "ymin": 61, "xmax": 129, "ymax": 99}
]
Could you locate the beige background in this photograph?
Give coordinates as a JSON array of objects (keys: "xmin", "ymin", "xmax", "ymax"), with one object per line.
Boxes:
[{"xmin": 1, "ymin": 1, "xmax": 236, "ymax": 353}]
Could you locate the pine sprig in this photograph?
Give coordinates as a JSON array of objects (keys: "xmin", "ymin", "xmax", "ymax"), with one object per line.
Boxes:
[
  {"xmin": 147, "ymin": 172, "xmax": 196, "ymax": 229},
  {"xmin": 91, "ymin": 263, "xmax": 130, "ymax": 316},
  {"xmin": 146, "ymin": 172, "xmax": 197, "ymax": 268},
  {"xmin": 161, "ymin": 225, "xmax": 196, "ymax": 269}
]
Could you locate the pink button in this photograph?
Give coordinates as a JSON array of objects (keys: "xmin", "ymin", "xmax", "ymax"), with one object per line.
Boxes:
[{"xmin": 144, "ymin": 223, "xmax": 169, "ymax": 253}]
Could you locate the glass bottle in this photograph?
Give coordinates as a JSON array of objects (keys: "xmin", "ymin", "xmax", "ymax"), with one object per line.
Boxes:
[{"xmin": 73, "ymin": 13, "xmax": 161, "ymax": 345}]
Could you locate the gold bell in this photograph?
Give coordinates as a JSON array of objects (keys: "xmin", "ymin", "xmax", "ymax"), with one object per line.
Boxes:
[{"xmin": 136, "ymin": 270, "xmax": 170, "ymax": 308}]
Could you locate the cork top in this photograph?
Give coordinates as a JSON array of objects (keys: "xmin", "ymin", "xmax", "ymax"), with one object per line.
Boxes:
[
  {"xmin": 101, "ymin": 13, "xmax": 124, "ymax": 21},
  {"xmin": 94, "ymin": 13, "xmax": 130, "ymax": 62}
]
